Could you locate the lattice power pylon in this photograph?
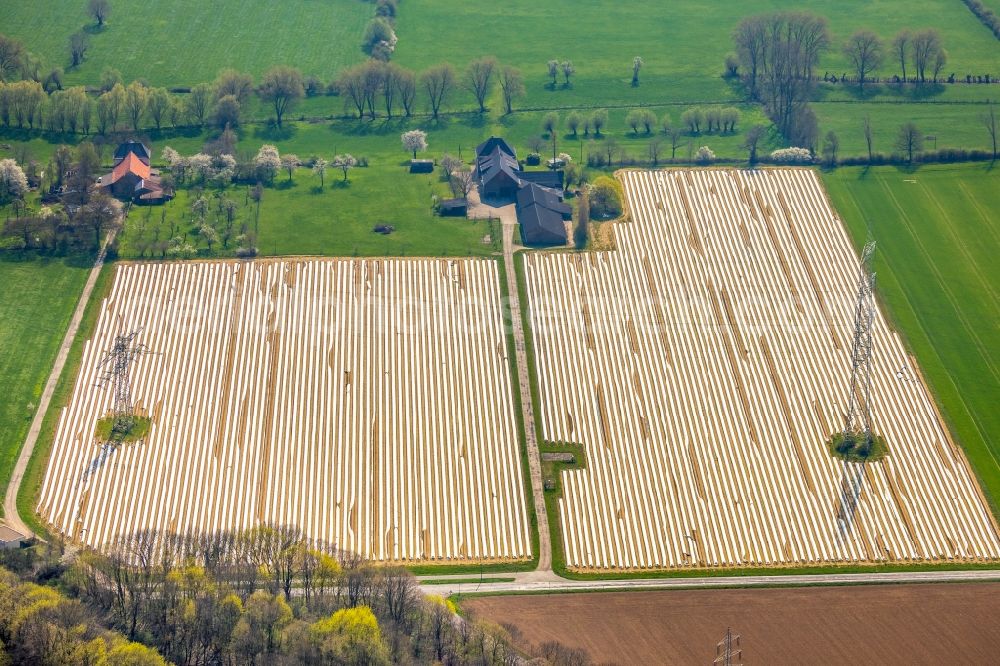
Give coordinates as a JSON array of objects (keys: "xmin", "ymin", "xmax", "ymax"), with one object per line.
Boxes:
[
  {"xmin": 843, "ymin": 241, "xmax": 877, "ymax": 450},
  {"xmin": 95, "ymin": 328, "xmax": 154, "ymax": 436},
  {"xmin": 713, "ymin": 627, "xmax": 742, "ymax": 666}
]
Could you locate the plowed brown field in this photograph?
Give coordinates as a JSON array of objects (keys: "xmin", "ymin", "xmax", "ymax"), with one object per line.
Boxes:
[{"xmin": 464, "ymin": 583, "xmax": 1000, "ymax": 665}]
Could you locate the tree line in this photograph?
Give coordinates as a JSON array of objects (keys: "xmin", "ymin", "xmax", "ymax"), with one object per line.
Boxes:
[
  {"xmin": 0, "ymin": 55, "xmax": 530, "ymax": 135},
  {"xmin": 0, "ymin": 527, "xmax": 593, "ymax": 665},
  {"xmin": 841, "ymin": 27, "xmax": 948, "ymax": 89},
  {"xmin": 728, "ymin": 13, "xmax": 968, "ymax": 149}
]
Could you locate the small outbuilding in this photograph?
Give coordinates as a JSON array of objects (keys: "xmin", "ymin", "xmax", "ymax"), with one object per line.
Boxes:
[
  {"xmin": 410, "ymin": 159, "xmax": 434, "ymax": 173},
  {"xmin": 0, "ymin": 525, "xmax": 26, "ymax": 550},
  {"xmin": 438, "ymin": 198, "xmax": 468, "ymax": 216}
]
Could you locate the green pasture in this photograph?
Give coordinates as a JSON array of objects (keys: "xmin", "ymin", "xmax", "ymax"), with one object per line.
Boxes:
[
  {"xmin": 394, "ymin": 0, "xmax": 1000, "ymax": 111},
  {"xmin": 814, "ymin": 101, "xmax": 999, "ymax": 156},
  {"xmin": 0, "ymin": 0, "xmax": 369, "ymax": 88},
  {"xmin": 0, "ymin": 256, "xmax": 90, "ymax": 510},
  {"xmin": 823, "ymin": 163, "xmax": 1000, "ymax": 514}
]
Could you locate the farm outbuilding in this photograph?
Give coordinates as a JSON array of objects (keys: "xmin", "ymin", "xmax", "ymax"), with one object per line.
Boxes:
[
  {"xmin": 516, "ymin": 183, "xmax": 571, "ymax": 246},
  {"xmin": 409, "ymin": 159, "xmax": 434, "ymax": 173},
  {"xmin": 0, "ymin": 526, "xmax": 25, "ymax": 550},
  {"xmin": 438, "ymin": 198, "xmax": 468, "ymax": 216}
]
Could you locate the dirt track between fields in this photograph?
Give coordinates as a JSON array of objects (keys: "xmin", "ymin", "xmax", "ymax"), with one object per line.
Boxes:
[{"xmin": 463, "ymin": 583, "xmax": 1000, "ymax": 664}]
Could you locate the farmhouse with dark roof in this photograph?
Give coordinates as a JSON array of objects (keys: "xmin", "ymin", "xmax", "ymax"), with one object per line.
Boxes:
[{"xmin": 474, "ymin": 136, "xmax": 570, "ymax": 246}]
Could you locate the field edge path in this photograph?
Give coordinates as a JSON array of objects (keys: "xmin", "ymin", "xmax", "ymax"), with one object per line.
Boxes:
[
  {"xmin": 501, "ymin": 216, "xmax": 554, "ymax": 573},
  {"xmin": 3, "ymin": 232, "xmax": 116, "ymax": 539},
  {"xmin": 420, "ymin": 567, "xmax": 1000, "ymax": 597}
]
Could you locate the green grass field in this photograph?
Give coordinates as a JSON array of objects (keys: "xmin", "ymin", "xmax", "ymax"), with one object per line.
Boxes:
[
  {"xmin": 823, "ymin": 163, "xmax": 1000, "ymax": 514},
  {"xmin": 394, "ymin": 0, "xmax": 1000, "ymax": 109},
  {"xmin": 0, "ymin": 257, "xmax": 90, "ymax": 511},
  {"xmin": 118, "ymin": 167, "xmax": 499, "ymax": 260},
  {"xmin": 815, "ymin": 101, "xmax": 999, "ymax": 155},
  {"xmin": 0, "ymin": 0, "xmax": 369, "ymax": 87}
]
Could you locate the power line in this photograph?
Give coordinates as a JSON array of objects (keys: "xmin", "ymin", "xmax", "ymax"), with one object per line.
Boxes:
[
  {"xmin": 94, "ymin": 328, "xmax": 156, "ymax": 438},
  {"xmin": 843, "ymin": 240, "xmax": 877, "ymax": 453},
  {"xmin": 714, "ymin": 627, "xmax": 742, "ymax": 666}
]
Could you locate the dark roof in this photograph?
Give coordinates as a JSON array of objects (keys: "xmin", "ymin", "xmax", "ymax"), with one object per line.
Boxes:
[
  {"xmin": 113, "ymin": 140, "xmax": 151, "ymax": 165},
  {"xmin": 409, "ymin": 159, "xmax": 434, "ymax": 173},
  {"xmin": 475, "ymin": 136, "xmax": 516, "ymax": 159},
  {"xmin": 439, "ymin": 198, "xmax": 467, "ymax": 210},
  {"xmin": 516, "ymin": 183, "xmax": 569, "ymax": 246},
  {"xmin": 439, "ymin": 198, "xmax": 467, "ymax": 216},
  {"xmin": 519, "ymin": 170, "xmax": 564, "ymax": 190},
  {"xmin": 517, "ymin": 182, "xmax": 571, "ymax": 216},
  {"xmin": 477, "ymin": 146, "xmax": 521, "ymax": 187}
]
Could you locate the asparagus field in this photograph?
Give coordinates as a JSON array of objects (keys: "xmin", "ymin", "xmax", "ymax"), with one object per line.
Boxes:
[
  {"xmin": 524, "ymin": 168, "xmax": 1000, "ymax": 570},
  {"xmin": 38, "ymin": 258, "xmax": 531, "ymax": 563}
]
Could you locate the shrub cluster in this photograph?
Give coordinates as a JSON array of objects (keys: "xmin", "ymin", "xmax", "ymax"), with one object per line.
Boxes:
[
  {"xmin": 769, "ymin": 147, "xmax": 815, "ymax": 164},
  {"xmin": 963, "ymin": 0, "xmax": 1000, "ymax": 39}
]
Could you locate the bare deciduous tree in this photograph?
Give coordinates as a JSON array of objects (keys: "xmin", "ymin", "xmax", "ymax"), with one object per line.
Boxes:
[
  {"xmin": 981, "ymin": 102, "xmax": 997, "ymax": 160},
  {"xmin": 420, "ymin": 63, "xmax": 455, "ymax": 120},
  {"xmin": 440, "ymin": 153, "xmax": 461, "ymax": 179},
  {"xmin": 498, "ymin": 65, "xmax": 524, "ymax": 114},
  {"xmin": 396, "ymin": 68, "xmax": 417, "ymax": 116},
  {"xmin": 892, "ymin": 29, "xmax": 911, "ymax": 82},
  {"xmin": 911, "ymin": 29, "xmax": 941, "ymax": 83},
  {"xmin": 465, "ymin": 56, "xmax": 497, "ymax": 113},
  {"xmin": 451, "ymin": 168, "xmax": 474, "ymax": 197},
  {"xmin": 668, "ymin": 126, "xmax": 685, "ymax": 159},
  {"xmin": 843, "ymin": 30, "xmax": 883, "ymax": 90},
  {"xmin": 863, "ymin": 114, "xmax": 874, "ymax": 163},
  {"xmin": 338, "ymin": 64, "xmax": 367, "ymax": 119},
  {"xmin": 647, "ymin": 137, "xmax": 662, "ymax": 166},
  {"xmin": 742, "ymin": 124, "xmax": 767, "ymax": 164},
  {"xmin": 731, "ymin": 12, "xmax": 828, "ymax": 142},
  {"xmin": 895, "ymin": 122, "xmax": 923, "ymax": 163},
  {"xmin": 932, "ymin": 48, "xmax": 947, "ymax": 83}
]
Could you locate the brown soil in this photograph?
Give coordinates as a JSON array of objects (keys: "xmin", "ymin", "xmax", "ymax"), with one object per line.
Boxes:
[{"xmin": 463, "ymin": 583, "xmax": 1000, "ymax": 665}]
